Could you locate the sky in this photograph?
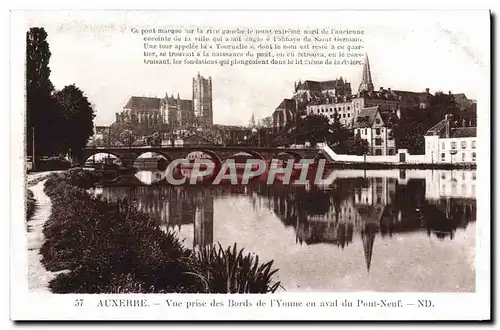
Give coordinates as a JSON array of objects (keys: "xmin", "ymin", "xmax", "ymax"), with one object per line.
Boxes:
[{"xmin": 19, "ymin": 11, "xmax": 490, "ymax": 126}]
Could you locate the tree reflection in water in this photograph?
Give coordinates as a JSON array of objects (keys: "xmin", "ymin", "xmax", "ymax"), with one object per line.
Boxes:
[{"xmin": 94, "ymin": 169, "xmax": 476, "ymax": 272}]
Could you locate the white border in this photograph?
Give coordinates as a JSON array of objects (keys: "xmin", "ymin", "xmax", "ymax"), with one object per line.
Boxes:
[{"xmin": 7, "ymin": 4, "xmax": 492, "ymax": 323}]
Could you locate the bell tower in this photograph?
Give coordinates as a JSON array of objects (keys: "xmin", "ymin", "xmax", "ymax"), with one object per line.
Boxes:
[{"xmin": 358, "ymin": 53, "xmax": 375, "ymax": 94}]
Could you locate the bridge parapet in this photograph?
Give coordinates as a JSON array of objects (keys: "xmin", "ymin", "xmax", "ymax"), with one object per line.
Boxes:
[{"xmin": 81, "ymin": 146, "xmax": 324, "ymax": 167}]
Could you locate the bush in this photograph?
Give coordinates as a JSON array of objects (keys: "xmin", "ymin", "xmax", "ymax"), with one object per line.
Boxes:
[
  {"xmin": 26, "ymin": 189, "xmax": 36, "ymax": 221},
  {"xmin": 41, "ymin": 170, "xmax": 281, "ymax": 293},
  {"xmin": 194, "ymin": 243, "xmax": 281, "ymax": 293}
]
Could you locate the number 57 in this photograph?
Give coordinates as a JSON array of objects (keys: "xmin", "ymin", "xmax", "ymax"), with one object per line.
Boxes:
[{"xmin": 74, "ymin": 299, "xmax": 84, "ymax": 307}]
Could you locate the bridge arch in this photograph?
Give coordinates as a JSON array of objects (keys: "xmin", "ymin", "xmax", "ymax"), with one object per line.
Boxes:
[
  {"xmin": 274, "ymin": 151, "xmax": 303, "ymax": 162},
  {"xmin": 181, "ymin": 149, "xmax": 223, "ymax": 170},
  {"xmin": 83, "ymin": 151, "xmax": 123, "ymax": 165},
  {"xmin": 226, "ymin": 151, "xmax": 266, "ymax": 163},
  {"xmin": 245, "ymin": 150, "xmax": 266, "ymax": 161},
  {"xmin": 134, "ymin": 151, "xmax": 173, "ymax": 171}
]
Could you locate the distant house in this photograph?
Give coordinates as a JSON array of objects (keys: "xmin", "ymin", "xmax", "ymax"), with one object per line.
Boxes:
[
  {"xmin": 353, "ymin": 106, "xmax": 398, "ymax": 156},
  {"xmin": 424, "ymin": 114, "xmax": 476, "ymax": 164}
]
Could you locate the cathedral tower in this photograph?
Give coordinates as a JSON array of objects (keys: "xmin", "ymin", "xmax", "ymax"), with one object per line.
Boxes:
[
  {"xmin": 192, "ymin": 72, "xmax": 213, "ymax": 127},
  {"xmin": 358, "ymin": 54, "xmax": 374, "ymax": 94}
]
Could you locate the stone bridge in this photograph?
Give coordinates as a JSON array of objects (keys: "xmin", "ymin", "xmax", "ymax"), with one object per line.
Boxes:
[{"xmin": 81, "ymin": 145, "xmax": 327, "ymax": 167}]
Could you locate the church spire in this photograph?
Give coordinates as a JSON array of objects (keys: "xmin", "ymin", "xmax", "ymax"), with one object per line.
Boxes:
[
  {"xmin": 249, "ymin": 112, "xmax": 256, "ymax": 128},
  {"xmin": 361, "ymin": 224, "xmax": 377, "ymax": 272},
  {"xmin": 358, "ymin": 53, "xmax": 374, "ymax": 94}
]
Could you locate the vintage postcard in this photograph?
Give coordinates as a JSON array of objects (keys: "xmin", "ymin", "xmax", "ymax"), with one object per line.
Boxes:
[{"xmin": 10, "ymin": 9, "xmax": 490, "ymax": 321}]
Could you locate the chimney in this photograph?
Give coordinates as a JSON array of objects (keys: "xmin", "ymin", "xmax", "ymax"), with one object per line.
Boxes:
[
  {"xmin": 388, "ymin": 87, "xmax": 391, "ymax": 92},
  {"xmin": 445, "ymin": 114, "xmax": 453, "ymax": 138},
  {"xmin": 425, "ymin": 88, "xmax": 430, "ymax": 93},
  {"xmin": 115, "ymin": 113, "xmax": 119, "ymax": 123},
  {"xmin": 380, "ymin": 87, "xmax": 384, "ymax": 92}
]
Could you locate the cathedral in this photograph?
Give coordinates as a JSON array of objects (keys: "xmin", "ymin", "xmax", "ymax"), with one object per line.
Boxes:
[{"xmin": 114, "ymin": 72, "xmax": 213, "ymax": 132}]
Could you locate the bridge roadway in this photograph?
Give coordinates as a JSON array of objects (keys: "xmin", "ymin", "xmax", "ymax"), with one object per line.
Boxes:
[{"xmin": 81, "ymin": 145, "xmax": 327, "ymax": 167}]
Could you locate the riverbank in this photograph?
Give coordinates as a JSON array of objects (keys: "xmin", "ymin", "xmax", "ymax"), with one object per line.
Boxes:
[
  {"xmin": 326, "ymin": 162, "xmax": 476, "ymax": 170},
  {"xmin": 37, "ymin": 169, "xmax": 281, "ymax": 293},
  {"xmin": 27, "ymin": 179, "xmax": 63, "ymax": 293}
]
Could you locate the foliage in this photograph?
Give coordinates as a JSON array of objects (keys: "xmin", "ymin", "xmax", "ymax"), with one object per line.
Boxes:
[
  {"xmin": 40, "ymin": 169, "xmax": 281, "ymax": 293},
  {"xmin": 26, "ymin": 27, "xmax": 61, "ymax": 157},
  {"xmin": 260, "ymin": 116, "xmax": 273, "ymax": 128},
  {"xmin": 26, "ymin": 27, "xmax": 95, "ymax": 160},
  {"xmin": 26, "ymin": 189, "xmax": 36, "ymax": 222},
  {"xmin": 338, "ymin": 132, "xmax": 370, "ymax": 155},
  {"xmin": 194, "ymin": 243, "xmax": 281, "ymax": 293},
  {"xmin": 53, "ymin": 85, "xmax": 96, "ymax": 159},
  {"xmin": 392, "ymin": 92, "xmax": 472, "ymax": 154}
]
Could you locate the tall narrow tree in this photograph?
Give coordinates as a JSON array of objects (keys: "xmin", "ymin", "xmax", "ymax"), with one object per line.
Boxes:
[{"xmin": 26, "ymin": 27, "xmax": 58, "ymax": 156}]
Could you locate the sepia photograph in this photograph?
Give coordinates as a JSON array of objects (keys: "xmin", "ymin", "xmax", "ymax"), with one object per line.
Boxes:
[{"xmin": 11, "ymin": 8, "xmax": 490, "ymax": 321}]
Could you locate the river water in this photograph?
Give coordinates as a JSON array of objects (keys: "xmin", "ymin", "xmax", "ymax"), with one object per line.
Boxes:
[{"xmin": 92, "ymin": 168, "xmax": 476, "ymax": 292}]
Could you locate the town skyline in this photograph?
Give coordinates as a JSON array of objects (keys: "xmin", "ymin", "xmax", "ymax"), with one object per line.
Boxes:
[{"xmin": 24, "ymin": 11, "xmax": 488, "ymax": 127}]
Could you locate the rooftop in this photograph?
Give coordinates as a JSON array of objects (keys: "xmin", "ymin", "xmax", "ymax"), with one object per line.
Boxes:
[{"xmin": 124, "ymin": 96, "xmax": 162, "ymax": 110}]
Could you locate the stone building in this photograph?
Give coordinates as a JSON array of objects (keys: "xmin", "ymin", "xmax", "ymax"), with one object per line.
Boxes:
[
  {"xmin": 424, "ymin": 114, "xmax": 477, "ymax": 164},
  {"xmin": 353, "ymin": 106, "xmax": 398, "ymax": 156},
  {"xmin": 272, "ymin": 98, "xmax": 297, "ymax": 132},
  {"xmin": 294, "ymin": 78, "xmax": 352, "ymax": 102},
  {"xmin": 114, "ymin": 73, "xmax": 213, "ymax": 134},
  {"xmin": 306, "ymin": 97, "xmax": 355, "ymax": 127},
  {"xmin": 193, "ymin": 72, "xmax": 213, "ymax": 127}
]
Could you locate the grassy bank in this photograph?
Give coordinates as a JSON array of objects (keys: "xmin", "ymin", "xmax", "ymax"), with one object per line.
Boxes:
[
  {"xmin": 40, "ymin": 169, "xmax": 281, "ymax": 293},
  {"xmin": 26, "ymin": 189, "xmax": 36, "ymax": 222}
]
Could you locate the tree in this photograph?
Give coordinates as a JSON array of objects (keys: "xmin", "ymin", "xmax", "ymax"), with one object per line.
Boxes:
[
  {"xmin": 54, "ymin": 85, "xmax": 95, "ymax": 158},
  {"xmin": 327, "ymin": 110, "xmax": 352, "ymax": 151},
  {"xmin": 296, "ymin": 114, "xmax": 332, "ymax": 145},
  {"xmin": 260, "ymin": 116, "xmax": 273, "ymax": 128},
  {"xmin": 340, "ymin": 131, "xmax": 370, "ymax": 155},
  {"xmin": 26, "ymin": 27, "xmax": 59, "ymax": 156}
]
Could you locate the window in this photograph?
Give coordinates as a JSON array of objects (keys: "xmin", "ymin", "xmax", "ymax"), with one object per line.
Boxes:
[
  {"xmin": 348, "ymin": 114, "xmax": 351, "ymax": 118},
  {"xmin": 462, "ymin": 153, "xmax": 465, "ymax": 162},
  {"xmin": 461, "ymin": 141, "xmax": 467, "ymax": 149},
  {"xmin": 472, "ymin": 152, "xmax": 476, "ymax": 161},
  {"xmin": 441, "ymin": 142, "xmax": 445, "ymax": 149},
  {"xmin": 343, "ymin": 114, "xmax": 346, "ymax": 118},
  {"xmin": 375, "ymin": 138, "xmax": 382, "ymax": 146},
  {"xmin": 364, "ymin": 129, "xmax": 367, "ymax": 135},
  {"xmin": 388, "ymin": 148, "xmax": 394, "ymax": 155},
  {"xmin": 472, "ymin": 141, "xmax": 476, "ymax": 149},
  {"xmin": 472, "ymin": 172, "xmax": 476, "ymax": 180},
  {"xmin": 330, "ymin": 108, "xmax": 333, "ymax": 112},
  {"xmin": 376, "ymin": 128, "xmax": 381, "ymax": 135},
  {"xmin": 451, "ymin": 141, "xmax": 456, "ymax": 149},
  {"xmin": 441, "ymin": 153, "xmax": 445, "ymax": 161},
  {"xmin": 348, "ymin": 106, "xmax": 351, "ymax": 110},
  {"xmin": 375, "ymin": 149, "xmax": 382, "ymax": 155},
  {"xmin": 375, "ymin": 118, "xmax": 381, "ymax": 124}
]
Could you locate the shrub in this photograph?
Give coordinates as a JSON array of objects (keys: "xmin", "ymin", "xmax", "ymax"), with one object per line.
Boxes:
[
  {"xmin": 40, "ymin": 170, "xmax": 281, "ymax": 293},
  {"xmin": 194, "ymin": 243, "xmax": 281, "ymax": 293},
  {"xmin": 26, "ymin": 189, "xmax": 36, "ymax": 222}
]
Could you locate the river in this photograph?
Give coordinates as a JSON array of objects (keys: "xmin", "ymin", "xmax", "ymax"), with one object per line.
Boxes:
[{"xmin": 92, "ymin": 168, "xmax": 476, "ymax": 292}]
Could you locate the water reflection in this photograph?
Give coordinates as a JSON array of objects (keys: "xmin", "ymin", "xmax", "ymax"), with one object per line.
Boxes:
[{"xmin": 93, "ymin": 169, "xmax": 476, "ymax": 291}]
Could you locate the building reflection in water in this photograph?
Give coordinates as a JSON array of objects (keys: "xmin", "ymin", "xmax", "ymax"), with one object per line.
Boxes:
[{"xmin": 94, "ymin": 169, "xmax": 476, "ymax": 272}]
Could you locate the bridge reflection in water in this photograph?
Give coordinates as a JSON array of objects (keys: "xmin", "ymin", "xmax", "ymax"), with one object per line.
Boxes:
[{"xmin": 93, "ymin": 168, "xmax": 476, "ymax": 292}]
